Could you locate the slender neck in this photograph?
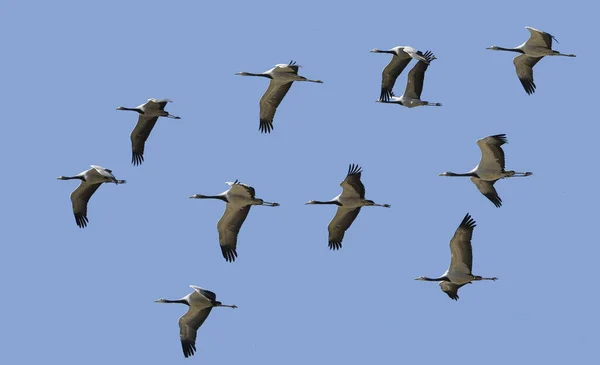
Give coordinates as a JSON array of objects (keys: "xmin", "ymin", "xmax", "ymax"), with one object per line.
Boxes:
[
  {"xmin": 195, "ymin": 194, "xmax": 228, "ymax": 202},
  {"xmin": 373, "ymin": 49, "xmax": 397, "ymax": 55},
  {"xmin": 118, "ymin": 107, "xmax": 143, "ymax": 114},
  {"xmin": 444, "ymin": 172, "xmax": 477, "ymax": 177},
  {"xmin": 160, "ymin": 299, "xmax": 189, "ymax": 305},
  {"xmin": 421, "ymin": 276, "xmax": 447, "ymax": 282},
  {"xmin": 59, "ymin": 175, "xmax": 85, "ymax": 181},
  {"xmin": 310, "ymin": 200, "xmax": 342, "ymax": 206},
  {"xmin": 241, "ymin": 72, "xmax": 272, "ymax": 78},
  {"xmin": 493, "ymin": 47, "xmax": 523, "ymax": 53}
]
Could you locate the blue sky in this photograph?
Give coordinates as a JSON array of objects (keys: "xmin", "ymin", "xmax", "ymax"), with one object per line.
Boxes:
[{"xmin": 1, "ymin": 1, "xmax": 599, "ymax": 363}]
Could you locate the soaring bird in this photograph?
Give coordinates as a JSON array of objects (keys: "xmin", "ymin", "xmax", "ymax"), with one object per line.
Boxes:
[
  {"xmin": 415, "ymin": 213, "xmax": 497, "ymax": 300},
  {"xmin": 486, "ymin": 26, "xmax": 576, "ymax": 94},
  {"xmin": 439, "ymin": 134, "xmax": 532, "ymax": 207},
  {"xmin": 190, "ymin": 180, "xmax": 279, "ymax": 262},
  {"xmin": 236, "ymin": 60, "xmax": 322, "ymax": 133},
  {"xmin": 116, "ymin": 98, "xmax": 181, "ymax": 165},
  {"xmin": 155, "ymin": 285, "xmax": 237, "ymax": 358},
  {"xmin": 57, "ymin": 165, "xmax": 126, "ymax": 228},
  {"xmin": 306, "ymin": 164, "xmax": 390, "ymax": 250},
  {"xmin": 370, "ymin": 46, "xmax": 430, "ymax": 101},
  {"xmin": 376, "ymin": 50, "xmax": 441, "ymax": 108}
]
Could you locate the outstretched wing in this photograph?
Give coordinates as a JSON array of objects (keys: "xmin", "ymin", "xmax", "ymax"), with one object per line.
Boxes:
[
  {"xmin": 70, "ymin": 182, "xmax": 102, "ymax": 228},
  {"xmin": 513, "ymin": 54, "xmax": 543, "ymax": 95},
  {"xmin": 130, "ymin": 115, "xmax": 159, "ymax": 166},
  {"xmin": 340, "ymin": 164, "xmax": 365, "ymax": 199},
  {"xmin": 259, "ymin": 81, "xmax": 293, "ymax": 133},
  {"xmin": 217, "ymin": 205, "xmax": 251, "ymax": 262},
  {"xmin": 476, "ymin": 134, "xmax": 507, "ymax": 172},
  {"xmin": 448, "ymin": 213, "xmax": 475, "ymax": 275},
  {"xmin": 328, "ymin": 207, "xmax": 361, "ymax": 250},
  {"xmin": 403, "ymin": 51, "xmax": 436, "ymax": 99},
  {"xmin": 179, "ymin": 307, "xmax": 213, "ymax": 358},
  {"xmin": 525, "ymin": 26, "xmax": 555, "ymax": 49},
  {"xmin": 379, "ymin": 54, "xmax": 412, "ymax": 101},
  {"xmin": 470, "ymin": 177, "xmax": 502, "ymax": 208}
]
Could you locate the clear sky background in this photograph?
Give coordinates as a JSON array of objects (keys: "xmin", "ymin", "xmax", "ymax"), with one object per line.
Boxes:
[{"xmin": 1, "ymin": 1, "xmax": 599, "ymax": 363}]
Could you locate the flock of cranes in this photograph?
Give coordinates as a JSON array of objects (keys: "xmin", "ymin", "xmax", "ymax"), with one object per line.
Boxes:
[{"xmin": 55, "ymin": 26, "xmax": 573, "ymax": 358}]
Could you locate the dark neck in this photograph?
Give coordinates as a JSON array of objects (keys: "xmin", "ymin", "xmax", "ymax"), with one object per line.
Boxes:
[
  {"xmin": 63, "ymin": 175, "xmax": 85, "ymax": 181},
  {"xmin": 245, "ymin": 73, "xmax": 272, "ymax": 79},
  {"xmin": 197, "ymin": 195, "xmax": 228, "ymax": 202},
  {"xmin": 119, "ymin": 107, "xmax": 143, "ymax": 114},
  {"xmin": 311, "ymin": 200, "xmax": 342, "ymax": 206},
  {"xmin": 162, "ymin": 299, "xmax": 189, "ymax": 305},
  {"xmin": 495, "ymin": 47, "xmax": 523, "ymax": 53},
  {"xmin": 376, "ymin": 50, "xmax": 397, "ymax": 55},
  {"xmin": 422, "ymin": 276, "xmax": 448, "ymax": 282},
  {"xmin": 445, "ymin": 172, "xmax": 477, "ymax": 177}
]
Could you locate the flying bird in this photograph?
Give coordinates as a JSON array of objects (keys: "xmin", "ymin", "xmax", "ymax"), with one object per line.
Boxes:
[
  {"xmin": 57, "ymin": 165, "xmax": 126, "ymax": 228},
  {"xmin": 116, "ymin": 98, "xmax": 181, "ymax": 166},
  {"xmin": 439, "ymin": 134, "xmax": 532, "ymax": 207},
  {"xmin": 155, "ymin": 285, "xmax": 237, "ymax": 358},
  {"xmin": 376, "ymin": 51, "xmax": 441, "ymax": 107},
  {"xmin": 370, "ymin": 46, "xmax": 430, "ymax": 102},
  {"xmin": 236, "ymin": 61, "xmax": 323, "ymax": 133},
  {"xmin": 306, "ymin": 164, "xmax": 390, "ymax": 250},
  {"xmin": 190, "ymin": 180, "xmax": 279, "ymax": 262},
  {"xmin": 415, "ymin": 213, "xmax": 497, "ymax": 300},
  {"xmin": 486, "ymin": 26, "xmax": 576, "ymax": 94}
]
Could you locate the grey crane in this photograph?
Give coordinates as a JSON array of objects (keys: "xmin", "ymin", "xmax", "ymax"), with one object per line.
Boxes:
[
  {"xmin": 116, "ymin": 98, "xmax": 181, "ymax": 165},
  {"xmin": 376, "ymin": 50, "xmax": 441, "ymax": 107},
  {"xmin": 57, "ymin": 165, "xmax": 126, "ymax": 228},
  {"xmin": 306, "ymin": 164, "xmax": 390, "ymax": 250},
  {"xmin": 190, "ymin": 180, "xmax": 279, "ymax": 262},
  {"xmin": 439, "ymin": 134, "xmax": 532, "ymax": 207},
  {"xmin": 236, "ymin": 60, "xmax": 322, "ymax": 133},
  {"xmin": 487, "ymin": 26, "xmax": 576, "ymax": 94},
  {"xmin": 155, "ymin": 285, "xmax": 237, "ymax": 358},
  {"xmin": 370, "ymin": 46, "xmax": 430, "ymax": 101},
  {"xmin": 415, "ymin": 213, "xmax": 497, "ymax": 300}
]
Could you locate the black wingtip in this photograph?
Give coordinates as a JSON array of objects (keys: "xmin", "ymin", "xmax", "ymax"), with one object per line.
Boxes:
[
  {"xmin": 259, "ymin": 119, "xmax": 274, "ymax": 134},
  {"xmin": 460, "ymin": 213, "xmax": 476, "ymax": 230},
  {"xmin": 487, "ymin": 192, "xmax": 503, "ymax": 208},
  {"xmin": 347, "ymin": 163, "xmax": 362, "ymax": 176},
  {"xmin": 329, "ymin": 241, "xmax": 342, "ymax": 250},
  {"xmin": 181, "ymin": 340, "xmax": 196, "ymax": 358},
  {"xmin": 490, "ymin": 134, "xmax": 508, "ymax": 144},
  {"xmin": 131, "ymin": 152, "xmax": 144, "ymax": 166},
  {"xmin": 379, "ymin": 89, "xmax": 393, "ymax": 102},
  {"xmin": 519, "ymin": 77, "xmax": 536, "ymax": 95},
  {"xmin": 74, "ymin": 214, "xmax": 88, "ymax": 228},
  {"xmin": 422, "ymin": 50, "xmax": 436, "ymax": 63},
  {"xmin": 221, "ymin": 247, "xmax": 238, "ymax": 262}
]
